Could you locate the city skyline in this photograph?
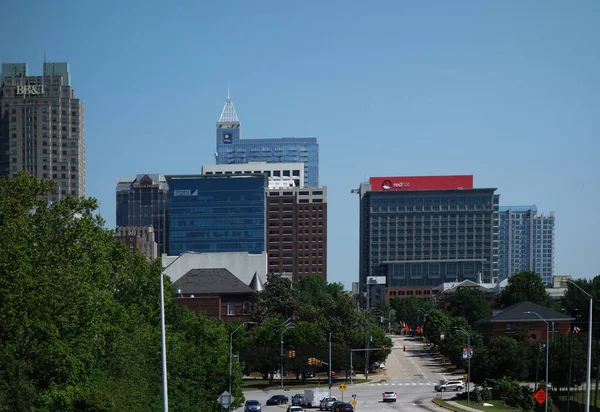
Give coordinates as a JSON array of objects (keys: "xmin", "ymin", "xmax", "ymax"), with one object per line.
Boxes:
[{"xmin": 1, "ymin": 1, "xmax": 598, "ymax": 288}]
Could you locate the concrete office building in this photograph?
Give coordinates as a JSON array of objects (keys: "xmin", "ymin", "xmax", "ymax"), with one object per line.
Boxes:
[
  {"xmin": 357, "ymin": 175, "xmax": 499, "ymax": 306},
  {"xmin": 0, "ymin": 62, "xmax": 85, "ymax": 201},
  {"xmin": 116, "ymin": 174, "xmax": 169, "ymax": 255},
  {"xmin": 214, "ymin": 93, "xmax": 319, "ymax": 187},
  {"xmin": 498, "ymin": 205, "xmax": 555, "ymax": 284},
  {"xmin": 166, "ymin": 174, "xmax": 267, "ymax": 256},
  {"xmin": 267, "ymin": 186, "xmax": 327, "ymax": 282},
  {"xmin": 202, "ymin": 161, "xmax": 305, "ymax": 189},
  {"xmin": 115, "ymin": 226, "xmax": 158, "ymax": 261}
]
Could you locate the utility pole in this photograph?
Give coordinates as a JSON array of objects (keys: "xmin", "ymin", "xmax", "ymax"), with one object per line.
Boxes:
[{"xmin": 328, "ymin": 332, "xmax": 332, "ymax": 390}]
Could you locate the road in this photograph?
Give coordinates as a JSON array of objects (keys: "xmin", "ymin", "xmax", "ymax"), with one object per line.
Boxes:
[{"xmin": 235, "ymin": 335, "xmax": 456, "ymax": 411}]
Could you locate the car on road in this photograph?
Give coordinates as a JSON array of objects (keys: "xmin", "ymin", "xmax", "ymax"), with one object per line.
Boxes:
[
  {"xmin": 330, "ymin": 400, "xmax": 346, "ymax": 412},
  {"xmin": 291, "ymin": 394, "xmax": 304, "ymax": 405},
  {"xmin": 319, "ymin": 396, "xmax": 337, "ymax": 410},
  {"xmin": 334, "ymin": 403, "xmax": 354, "ymax": 412},
  {"xmin": 266, "ymin": 394, "xmax": 289, "ymax": 405},
  {"xmin": 286, "ymin": 406, "xmax": 305, "ymax": 412},
  {"xmin": 435, "ymin": 380, "xmax": 464, "ymax": 392},
  {"xmin": 244, "ymin": 399, "xmax": 262, "ymax": 412},
  {"xmin": 382, "ymin": 391, "xmax": 397, "ymax": 402}
]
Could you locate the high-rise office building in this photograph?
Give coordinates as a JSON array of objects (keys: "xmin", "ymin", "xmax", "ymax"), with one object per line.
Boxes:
[
  {"xmin": 357, "ymin": 175, "xmax": 499, "ymax": 305},
  {"xmin": 214, "ymin": 94, "xmax": 319, "ymax": 187},
  {"xmin": 498, "ymin": 205, "xmax": 555, "ymax": 285},
  {"xmin": 0, "ymin": 62, "xmax": 85, "ymax": 201},
  {"xmin": 166, "ymin": 174, "xmax": 267, "ymax": 256},
  {"xmin": 266, "ymin": 186, "xmax": 327, "ymax": 282},
  {"xmin": 202, "ymin": 161, "xmax": 305, "ymax": 189},
  {"xmin": 116, "ymin": 174, "xmax": 169, "ymax": 255}
]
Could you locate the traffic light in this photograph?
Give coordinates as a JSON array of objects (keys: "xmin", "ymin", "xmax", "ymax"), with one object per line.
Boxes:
[
  {"xmin": 308, "ymin": 357, "xmax": 315, "ymax": 365},
  {"xmin": 289, "ymin": 350, "xmax": 296, "ymax": 358},
  {"xmin": 317, "ymin": 359, "xmax": 322, "ymax": 367}
]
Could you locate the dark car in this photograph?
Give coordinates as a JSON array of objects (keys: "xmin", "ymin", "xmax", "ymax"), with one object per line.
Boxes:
[
  {"xmin": 331, "ymin": 401, "xmax": 346, "ymax": 412},
  {"xmin": 335, "ymin": 403, "xmax": 354, "ymax": 412},
  {"xmin": 266, "ymin": 395, "xmax": 289, "ymax": 405},
  {"xmin": 291, "ymin": 394, "xmax": 304, "ymax": 405},
  {"xmin": 244, "ymin": 400, "xmax": 262, "ymax": 412}
]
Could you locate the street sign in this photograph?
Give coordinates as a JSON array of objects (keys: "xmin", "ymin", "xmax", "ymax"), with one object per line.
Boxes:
[
  {"xmin": 217, "ymin": 391, "xmax": 235, "ymax": 408},
  {"xmin": 533, "ymin": 389, "xmax": 546, "ymax": 404},
  {"xmin": 351, "ymin": 400, "xmax": 357, "ymax": 406},
  {"xmin": 339, "ymin": 383, "xmax": 347, "ymax": 392}
]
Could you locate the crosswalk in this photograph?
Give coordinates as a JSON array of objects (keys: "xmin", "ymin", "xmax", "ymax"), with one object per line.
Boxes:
[{"xmin": 370, "ymin": 382, "xmax": 437, "ymax": 387}]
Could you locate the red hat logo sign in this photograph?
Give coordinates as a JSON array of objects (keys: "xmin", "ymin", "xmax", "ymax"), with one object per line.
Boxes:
[{"xmin": 382, "ymin": 180, "xmax": 392, "ymax": 190}]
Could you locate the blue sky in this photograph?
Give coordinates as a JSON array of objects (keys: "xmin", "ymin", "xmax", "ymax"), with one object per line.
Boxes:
[{"xmin": 3, "ymin": 0, "xmax": 599, "ymax": 288}]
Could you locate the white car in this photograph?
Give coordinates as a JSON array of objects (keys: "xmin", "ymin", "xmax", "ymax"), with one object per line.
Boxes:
[
  {"xmin": 382, "ymin": 391, "xmax": 397, "ymax": 402},
  {"xmin": 319, "ymin": 397, "xmax": 337, "ymax": 410},
  {"xmin": 286, "ymin": 406, "xmax": 305, "ymax": 412},
  {"xmin": 435, "ymin": 380, "xmax": 464, "ymax": 392}
]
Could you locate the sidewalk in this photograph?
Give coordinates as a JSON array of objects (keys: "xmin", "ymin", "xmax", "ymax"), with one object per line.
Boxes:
[{"xmin": 442, "ymin": 400, "xmax": 484, "ymax": 412}]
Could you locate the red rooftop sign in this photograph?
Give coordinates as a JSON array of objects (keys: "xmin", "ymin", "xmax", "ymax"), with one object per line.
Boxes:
[{"xmin": 369, "ymin": 175, "xmax": 473, "ymax": 191}]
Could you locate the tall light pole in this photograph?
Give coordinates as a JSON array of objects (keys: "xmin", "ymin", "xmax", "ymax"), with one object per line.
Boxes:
[
  {"xmin": 230, "ymin": 322, "xmax": 256, "ymax": 411},
  {"xmin": 160, "ymin": 251, "xmax": 200, "ymax": 412},
  {"xmin": 453, "ymin": 327, "xmax": 471, "ymax": 405},
  {"xmin": 328, "ymin": 332, "xmax": 332, "ymax": 390},
  {"xmin": 524, "ymin": 311, "xmax": 549, "ymax": 412},
  {"xmin": 280, "ymin": 324, "xmax": 294, "ymax": 388},
  {"xmin": 564, "ymin": 280, "xmax": 593, "ymax": 412}
]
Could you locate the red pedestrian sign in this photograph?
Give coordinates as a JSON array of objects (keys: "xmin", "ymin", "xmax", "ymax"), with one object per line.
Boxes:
[{"xmin": 533, "ymin": 389, "xmax": 546, "ymax": 404}]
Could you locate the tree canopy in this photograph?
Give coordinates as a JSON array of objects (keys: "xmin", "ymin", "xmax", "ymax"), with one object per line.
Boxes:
[
  {"xmin": 0, "ymin": 173, "xmax": 235, "ymax": 411},
  {"xmin": 443, "ymin": 288, "xmax": 490, "ymax": 324},
  {"xmin": 497, "ymin": 271, "xmax": 555, "ymax": 309}
]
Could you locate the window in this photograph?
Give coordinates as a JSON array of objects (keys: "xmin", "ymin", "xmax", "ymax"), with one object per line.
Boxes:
[
  {"xmin": 243, "ymin": 302, "xmax": 252, "ymax": 314},
  {"xmin": 227, "ymin": 303, "xmax": 235, "ymax": 316}
]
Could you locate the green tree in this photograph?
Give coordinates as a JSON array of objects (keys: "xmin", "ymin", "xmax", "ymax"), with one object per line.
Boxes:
[
  {"xmin": 497, "ymin": 271, "xmax": 555, "ymax": 309},
  {"xmin": 470, "ymin": 336, "xmax": 532, "ymax": 384},
  {"xmin": 389, "ymin": 297, "xmax": 432, "ymax": 327},
  {"xmin": 252, "ymin": 273, "xmax": 295, "ymax": 322},
  {"xmin": 443, "ymin": 288, "xmax": 490, "ymax": 325},
  {"xmin": 561, "ymin": 275, "xmax": 600, "ymax": 340},
  {"xmin": 0, "ymin": 173, "xmax": 237, "ymax": 411},
  {"xmin": 422, "ymin": 309, "xmax": 452, "ymax": 346}
]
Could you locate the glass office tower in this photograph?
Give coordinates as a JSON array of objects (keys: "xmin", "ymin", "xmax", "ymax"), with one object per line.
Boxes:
[
  {"xmin": 214, "ymin": 94, "xmax": 319, "ymax": 187},
  {"xmin": 498, "ymin": 205, "xmax": 555, "ymax": 285},
  {"xmin": 358, "ymin": 175, "xmax": 499, "ymax": 301},
  {"xmin": 116, "ymin": 174, "xmax": 169, "ymax": 255},
  {"xmin": 166, "ymin": 174, "xmax": 267, "ymax": 256}
]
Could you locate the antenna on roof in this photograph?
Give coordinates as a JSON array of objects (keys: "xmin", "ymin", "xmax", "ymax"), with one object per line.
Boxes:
[
  {"xmin": 44, "ymin": 49, "xmax": 47, "ymax": 64},
  {"xmin": 227, "ymin": 83, "xmax": 230, "ymax": 100}
]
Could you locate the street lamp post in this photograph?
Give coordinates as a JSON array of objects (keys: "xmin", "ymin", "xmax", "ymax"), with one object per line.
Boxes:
[
  {"xmin": 160, "ymin": 251, "xmax": 200, "ymax": 412},
  {"xmin": 453, "ymin": 327, "xmax": 471, "ymax": 405},
  {"xmin": 280, "ymin": 324, "xmax": 294, "ymax": 388},
  {"xmin": 230, "ymin": 322, "xmax": 256, "ymax": 411},
  {"xmin": 524, "ymin": 311, "xmax": 549, "ymax": 412},
  {"xmin": 564, "ymin": 280, "xmax": 593, "ymax": 412}
]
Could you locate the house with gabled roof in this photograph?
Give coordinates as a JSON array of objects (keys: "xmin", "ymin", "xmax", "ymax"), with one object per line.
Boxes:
[
  {"xmin": 172, "ymin": 269, "xmax": 264, "ymax": 321},
  {"xmin": 473, "ymin": 301, "xmax": 573, "ymax": 342}
]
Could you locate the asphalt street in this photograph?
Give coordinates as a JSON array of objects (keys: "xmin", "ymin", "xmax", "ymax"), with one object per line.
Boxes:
[{"xmin": 235, "ymin": 335, "xmax": 456, "ymax": 412}]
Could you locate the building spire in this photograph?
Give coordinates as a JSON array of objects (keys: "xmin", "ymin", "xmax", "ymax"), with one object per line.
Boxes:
[{"xmin": 217, "ymin": 87, "xmax": 240, "ymax": 126}]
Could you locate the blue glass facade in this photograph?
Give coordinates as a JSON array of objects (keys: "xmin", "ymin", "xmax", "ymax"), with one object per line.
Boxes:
[
  {"xmin": 216, "ymin": 136, "xmax": 319, "ymax": 187},
  {"xmin": 166, "ymin": 175, "xmax": 267, "ymax": 256},
  {"xmin": 215, "ymin": 97, "xmax": 319, "ymax": 187},
  {"xmin": 498, "ymin": 206, "xmax": 555, "ymax": 285}
]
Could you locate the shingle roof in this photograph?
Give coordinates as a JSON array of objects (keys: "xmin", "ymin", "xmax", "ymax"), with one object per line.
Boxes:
[
  {"xmin": 172, "ymin": 268, "xmax": 253, "ymax": 295},
  {"xmin": 474, "ymin": 301, "xmax": 574, "ymax": 324}
]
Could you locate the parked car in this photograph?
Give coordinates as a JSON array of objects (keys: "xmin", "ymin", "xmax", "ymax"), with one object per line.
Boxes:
[
  {"xmin": 286, "ymin": 406, "xmax": 305, "ymax": 412},
  {"xmin": 435, "ymin": 380, "xmax": 464, "ymax": 392},
  {"xmin": 292, "ymin": 394, "xmax": 304, "ymax": 405},
  {"xmin": 382, "ymin": 391, "xmax": 397, "ymax": 402},
  {"xmin": 244, "ymin": 400, "xmax": 262, "ymax": 412},
  {"xmin": 319, "ymin": 396, "xmax": 337, "ymax": 410},
  {"xmin": 335, "ymin": 403, "xmax": 354, "ymax": 412},
  {"xmin": 266, "ymin": 395, "xmax": 289, "ymax": 405}
]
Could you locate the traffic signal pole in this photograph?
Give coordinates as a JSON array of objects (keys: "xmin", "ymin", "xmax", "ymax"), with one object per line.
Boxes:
[{"xmin": 328, "ymin": 333, "xmax": 332, "ymax": 390}]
